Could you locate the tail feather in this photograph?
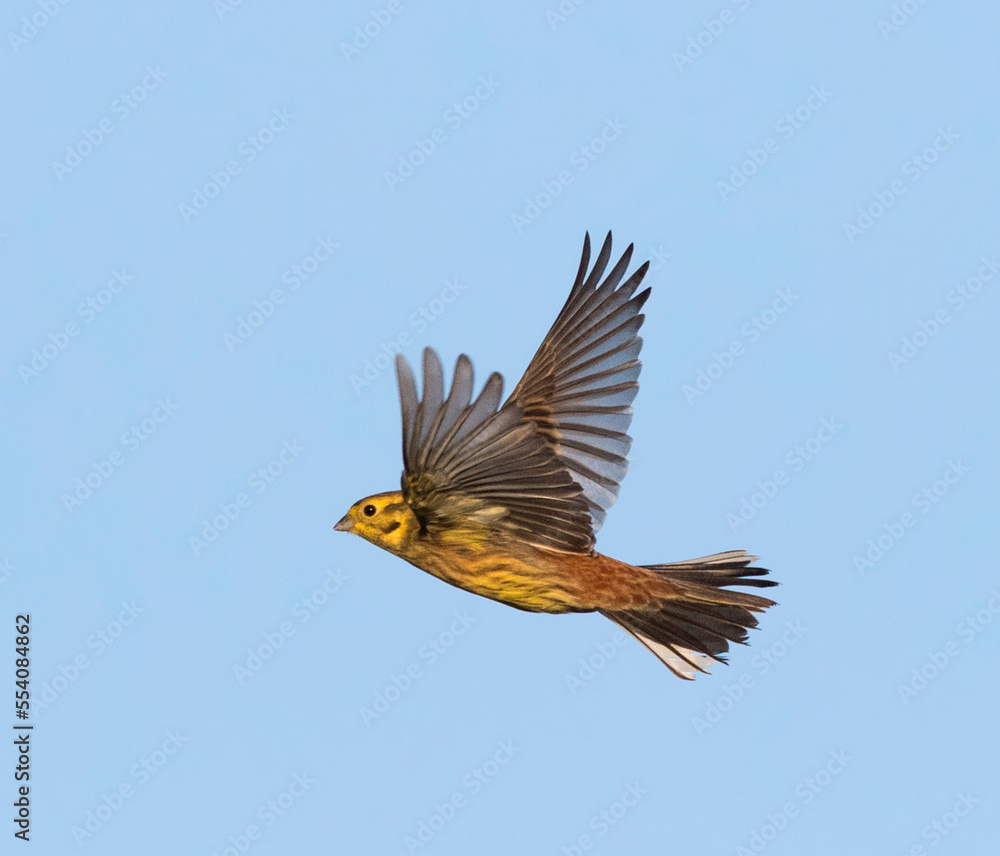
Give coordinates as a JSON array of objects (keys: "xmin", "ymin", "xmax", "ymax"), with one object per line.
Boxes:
[{"xmin": 600, "ymin": 550, "xmax": 777, "ymax": 680}]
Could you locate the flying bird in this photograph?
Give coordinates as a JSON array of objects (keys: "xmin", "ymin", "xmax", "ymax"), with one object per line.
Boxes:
[{"xmin": 336, "ymin": 233, "xmax": 777, "ymax": 678}]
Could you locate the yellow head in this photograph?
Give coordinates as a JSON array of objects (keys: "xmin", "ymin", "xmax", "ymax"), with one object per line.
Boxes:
[{"xmin": 334, "ymin": 490, "xmax": 418, "ymax": 554}]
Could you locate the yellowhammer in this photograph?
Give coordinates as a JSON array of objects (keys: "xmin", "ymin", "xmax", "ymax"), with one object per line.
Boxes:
[{"xmin": 336, "ymin": 232, "xmax": 776, "ymax": 679}]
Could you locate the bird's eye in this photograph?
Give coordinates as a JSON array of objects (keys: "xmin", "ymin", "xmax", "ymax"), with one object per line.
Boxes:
[{"xmin": 363, "ymin": 504, "xmax": 377, "ymax": 517}]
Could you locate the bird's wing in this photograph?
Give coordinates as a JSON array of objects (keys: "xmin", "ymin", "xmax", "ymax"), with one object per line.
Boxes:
[
  {"xmin": 505, "ymin": 232, "xmax": 650, "ymax": 533},
  {"xmin": 396, "ymin": 348, "xmax": 595, "ymax": 553}
]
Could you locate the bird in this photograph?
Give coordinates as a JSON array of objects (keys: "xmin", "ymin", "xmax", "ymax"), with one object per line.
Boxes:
[{"xmin": 335, "ymin": 232, "xmax": 777, "ymax": 679}]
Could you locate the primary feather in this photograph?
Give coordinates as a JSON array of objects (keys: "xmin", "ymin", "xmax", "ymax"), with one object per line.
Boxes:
[{"xmin": 506, "ymin": 231, "xmax": 651, "ymax": 532}]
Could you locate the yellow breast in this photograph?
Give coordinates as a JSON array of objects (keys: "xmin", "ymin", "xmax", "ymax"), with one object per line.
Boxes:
[{"xmin": 401, "ymin": 537, "xmax": 584, "ymax": 613}]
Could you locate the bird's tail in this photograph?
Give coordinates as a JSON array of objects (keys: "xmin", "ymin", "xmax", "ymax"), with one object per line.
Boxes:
[{"xmin": 599, "ymin": 551, "xmax": 777, "ymax": 680}]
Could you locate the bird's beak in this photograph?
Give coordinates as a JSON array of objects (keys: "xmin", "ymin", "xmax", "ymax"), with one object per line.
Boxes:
[{"xmin": 334, "ymin": 513, "xmax": 354, "ymax": 533}]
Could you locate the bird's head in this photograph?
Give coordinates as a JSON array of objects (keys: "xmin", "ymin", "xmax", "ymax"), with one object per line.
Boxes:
[{"xmin": 334, "ymin": 491, "xmax": 417, "ymax": 553}]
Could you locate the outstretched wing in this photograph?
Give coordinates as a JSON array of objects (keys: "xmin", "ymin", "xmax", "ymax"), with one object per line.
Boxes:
[
  {"xmin": 506, "ymin": 232, "xmax": 650, "ymax": 533},
  {"xmin": 395, "ymin": 348, "xmax": 595, "ymax": 552}
]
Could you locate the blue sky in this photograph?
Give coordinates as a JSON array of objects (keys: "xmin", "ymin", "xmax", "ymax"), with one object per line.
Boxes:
[{"xmin": 2, "ymin": 1, "xmax": 998, "ymax": 854}]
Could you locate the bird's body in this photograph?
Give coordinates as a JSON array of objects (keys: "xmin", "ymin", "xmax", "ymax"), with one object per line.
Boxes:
[
  {"xmin": 337, "ymin": 233, "xmax": 777, "ymax": 679},
  {"xmin": 342, "ymin": 488, "xmax": 670, "ymax": 613}
]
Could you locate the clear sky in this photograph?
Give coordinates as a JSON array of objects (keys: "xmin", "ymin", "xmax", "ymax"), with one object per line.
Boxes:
[{"xmin": 2, "ymin": 1, "xmax": 998, "ymax": 854}]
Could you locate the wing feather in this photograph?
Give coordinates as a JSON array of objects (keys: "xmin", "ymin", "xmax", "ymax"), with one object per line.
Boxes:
[
  {"xmin": 396, "ymin": 350, "xmax": 594, "ymax": 552},
  {"xmin": 506, "ymin": 232, "xmax": 650, "ymax": 532},
  {"xmin": 394, "ymin": 232, "xmax": 650, "ymax": 551}
]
